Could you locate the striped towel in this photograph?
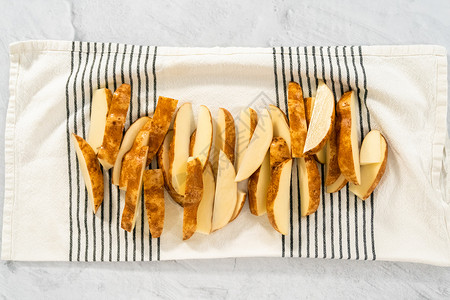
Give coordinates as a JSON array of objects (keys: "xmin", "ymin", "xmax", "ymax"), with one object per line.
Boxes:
[{"xmin": 2, "ymin": 41, "xmax": 449, "ymax": 265}]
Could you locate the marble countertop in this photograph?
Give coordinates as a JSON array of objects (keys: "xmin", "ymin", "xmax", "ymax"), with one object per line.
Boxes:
[{"xmin": 1, "ymin": 0, "xmax": 449, "ymax": 298}]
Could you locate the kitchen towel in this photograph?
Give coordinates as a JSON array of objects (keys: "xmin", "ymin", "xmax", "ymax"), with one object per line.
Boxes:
[{"xmin": 1, "ymin": 40, "xmax": 449, "ymax": 265}]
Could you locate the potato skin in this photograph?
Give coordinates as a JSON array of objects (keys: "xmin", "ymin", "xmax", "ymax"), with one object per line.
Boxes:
[
  {"xmin": 288, "ymin": 82, "xmax": 307, "ymax": 158},
  {"xmin": 302, "ymin": 156, "xmax": 321, "ymax": 216},
  {"xmin": 143, "ymin": 169, "xmax": 165, "ymax": 238},
  {"xmin": 121, "ymin": 146, "xmax": 148, "ymax": 232},
  {"xmin": 72, "ymin": 133, "xmax": 104, "ymax": 213},
  {"xmin": 337, "ymin": 91, "xmax": 359, "ymax": 185},
  {"xmin": 98, "ymin": 84, "xmax": 131, "ymax": 168},
  {"xmin": 157, "ymin": 130, "xmax": 185, "ymax": 207},
  {"xmin": 183, "ymin": 158, "xmax": 203, "ymax": 240}
]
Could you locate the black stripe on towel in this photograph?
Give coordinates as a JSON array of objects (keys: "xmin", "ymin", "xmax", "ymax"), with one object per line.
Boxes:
[
  {"xmin": 304, "ymin": 46, "xmax": 311, "ymax": 258},
  {"xmin": 66, "ymin": 41, "xmax": 76, "ymax": 261},
  {"xmin": 136, "ymin": 45, "xmax": 145, "ymax": 262},
  {"xmin": 103, "ymin": 43, "xmax": 113, "ymax": 262},
  {"xmin": 358, "ymin": 46, "xmax": 376, "ymax": 261},
  {"xmin": 128, "ymin": 44, "xmax": 137, "ymax": 262},
  {"xmin": 272, "ymin": 47, "xmax": 285, "ymax": 257},
  {"xmin": 89, "ymin": 42, "xmax": 98, "ymax": 261},
  {"xmin": 342, "ymin": 46, "xmax": 352, "ymax": 260},
  {"xmin": 350, "ymin": 46, "xmax": 363, "ymax": 260},
  {"xmin": 152, "ymin": 46, "xmax": 158, "ymax": 109},
  {"xmin": 73, "ymin": 41, "xmax": 83, "ymax": 261},
  {"xmin": 335, "ymin": 46, "xmax": 344, "ymax": 260},
  {"xmin": 311, "ymin": 46, "xmax": 318, "ymax": 259},
  {"xmin": 295, "ymin": 46, "xmax": 302, "ymax": 257},
  {"xmin": 326, "ymin": 46, "xmax": 335, "ymax": 259},
  {"xmin": 272, "ymin": 47, "xmax": 280, "ymax": 108},
  {"xmin": 80, "ymin": 42, "xmax": 90, "ymax": 261},
  {"xmin": 280, "ymin": 47, "xmax": 293, "ymax": 257},
  {"xmin": 120, "ymin": 44, "xmax": 128, "ymax": 261},
  {"xmin": 144, "ymin": 46, "xmax": 151, "ymax": 116},
  {"xmin": 319, "ymin": 47, "xmax": 327, "ymax": 259},
  {"xmin": 112, "ymin": 43, "xmax": 120, "ymax": 262}
]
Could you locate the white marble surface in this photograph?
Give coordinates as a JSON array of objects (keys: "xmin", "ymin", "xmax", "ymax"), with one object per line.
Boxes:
[{"xmin": 1, "ymin": 0, "xmax": 449, "ymax": 298}]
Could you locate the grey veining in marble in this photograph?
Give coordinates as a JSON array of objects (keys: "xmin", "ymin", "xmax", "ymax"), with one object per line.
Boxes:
[{"xmin": 0, "ymin": 0, "xmax": 449, "ymax": 298}]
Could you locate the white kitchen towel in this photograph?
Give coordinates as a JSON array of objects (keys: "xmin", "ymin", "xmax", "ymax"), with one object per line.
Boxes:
[{"xmin": 1, "ymin": 40, "xmax": 449, "ymax": 265}]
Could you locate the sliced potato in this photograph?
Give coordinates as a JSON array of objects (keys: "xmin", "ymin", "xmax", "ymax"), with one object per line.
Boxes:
[
  {"xmin": 305, "ymin": 97, "xmax": 326, "ymax": 163},
  {"xmin": 349, "ymin": 132, "xmax": 388, "ymax": 200},
  {"xmin": 267, "ymin": 159, "xmax": 292, "ymax": 234},
  {"xmin": 360, "ymin": 130, "xmax": 382, "ymax": 165},
  {"xmin": 248, "ymin": 152, "xmax": 270, "ymax": 216},
  {"xmin": 326, "ymin": 174, "xmax": 348, "ymax": 193},
  {"xmin": 337, "ymin": 91, "xmax": 361, "ymax": 185},
  {"xmin": 269, "ymin": 105, "xmax": 291, "ymax": 150},
  {"xmin": 235, "ymin": 108, "xmax": 258, "ymax": 170},
  {"xmin": 211, "ymin": 150, "xmax": 237, "ymax": 231},
  {"xmin": 121, "ymin": 146, "xmax": 148, "ymax": 232},
  {"xmin": 235, "ymin": 108, "xmax": 273, "ymax": 182},
  {"xmin": 192, "ymin": 105, "xmax": 213, "ymax": 169},
  {"xmin": 196, "ymin": 162, "xmax": 215, "ymax": 234},
  {"xmin": 183, "ymin": 157, "xmax": 203, "ymax": 240},
  {"xmin": 112, "ymin": 117, "xmax": 150, "ymax": 186},
  {"xmin": 229, "ymin": 191, "xmax": 247, "ymax": 223},
  {"xmin": 298, "ymin": 156, "xmax": 321, "ymax": 216},
  {"xmin": 98, "ymin": 84, "xmax": 131, "ymax": 169},
  {"xmin": 87, "ymin": 88, "xmax": 113, "ymax": 154},
  {"xmin": 71, "ymin": 133, "xmax": 104, "ymax": 213},
  {"xmin": 143, "ymin": 169, "xmax": 165, "ymax": 238},
  {"xmin": 157, "ymin": 130, "xmax": 185, "ymax": 206},
  {"xmin": 214, "ymin": 108, "xmax": 236, "ymax": 170},
  {"xmin": 169, "ymin": 103, "xmax": 195, "ymax": 195},
  {"xmin": 287, "ymin": 81, "xmax": 307, "ymax": 157},
  {"xmin": 269, "ymin": 137, "xmax": 291, "ymax": 170},
  {"xmin": 145, "ymin": 96, "xmax": 179, "ymax": 165},
  {"xmin": 303, "ymin": 80, "xmax": 335, "ymax": 156}
]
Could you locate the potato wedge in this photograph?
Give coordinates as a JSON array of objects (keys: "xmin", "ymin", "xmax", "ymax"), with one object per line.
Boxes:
[
  {"xmin": 305, "ymin": 96, "xmax": 326, "ymax": 164},
  {"xmin": 112, "ymin": 117, "xmax": 150, "ymax": 186},
  {"xmin": 121, "ymin": 146, "xmax": 149, "ymax": 232},
  {"xmin": 298, "ymin": 156, "xmax": 321, "ymax": 216},
  {"xmin": 192, "ymin": 105, "xmax": 213, "ymax": 169},
  {"xmin": 235, "ymin": 108, "xmax": 273, "ymax": 182},
  {"xmin": 349, "ymin": 132, "xmax": 388, "ymax": 200},
  {"xmin": 303, "ymin": 80, "xmax": 335, "ymax": 156},
  {"xmin": 337, "ymin": 91, "xmax": 361, "ymax": 185},
  {"xmin": 183, "ymin": 157, "xmax": 203, "ymax": 240},
  {"xmin": 145, "ymin": 96, "xmax": 179, "ymax": 165},
  {"xmin": 269, "ymin": 137, "xmax": 291, "ymax": 170},
  {"xmin": 269, "ymin": 105, "xmax": 291, "ymax": 150},
  {"xmin": 143, "ymin": 169, "xmax": 165, "ymax": 238},
  {"xmin": 267, "ymin": 159, "xmax": 292, "ymax": 234},
  {"xmin": 360, "ymin": 130, "xmax": 383, "ymax": 165},
  {"xmin": 235, "ymin": 108, "xmax": 258, "ymax": 170},
  {"xmin": 98, "ymin": 84, "xmax": 131, "ymax": 169},
  {"xmin": 196, "ymin": 162, "xmax": 215, "ymax": 234},
  {"xmin": 287, "ymin": 81, "xmax": 307, "ymax": 157},
  {"xmin": 248, "ymin": 152, "xmax": 270, "ymax": 216},
  {"xmin": 87, "ymin": 88, "xmax": 113, "ymax": 154},
  {"xmin": 169, "ymin": 103, "xmax": 195, "ymax": 195},
  {"xmin": 157, "ymin": 130, "xmax": 185, "ymax": 206},
  {"xmin": 214, "ymin": 108, "xmax": 236, "ymax": 171},
  {"xmin": 211, "ymin": 150, "xmax": 237, "ymax": 231},
  {"xmin": 326, "ymin": 174, "xmax": 348, "ymax": 193},
  {"xmin": 229, "ymin": 191, "xmax": 247, "ymax": 223},
  {"xmin": 72, "ymin": 133, "xmax": 104, "ymax": 213}
]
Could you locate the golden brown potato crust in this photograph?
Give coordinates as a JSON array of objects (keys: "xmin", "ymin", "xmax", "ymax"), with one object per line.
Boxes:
[
  {"xmin": 288, "ymin": 82, "xmax": 307, "ymax": 158},
  {"xmin": 98, "ymin": 84, "xmax": 131, "ymax": 167},
  {"xmin": 143, "ymin": 169, "xmax": 165, "ymax": 238}
]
